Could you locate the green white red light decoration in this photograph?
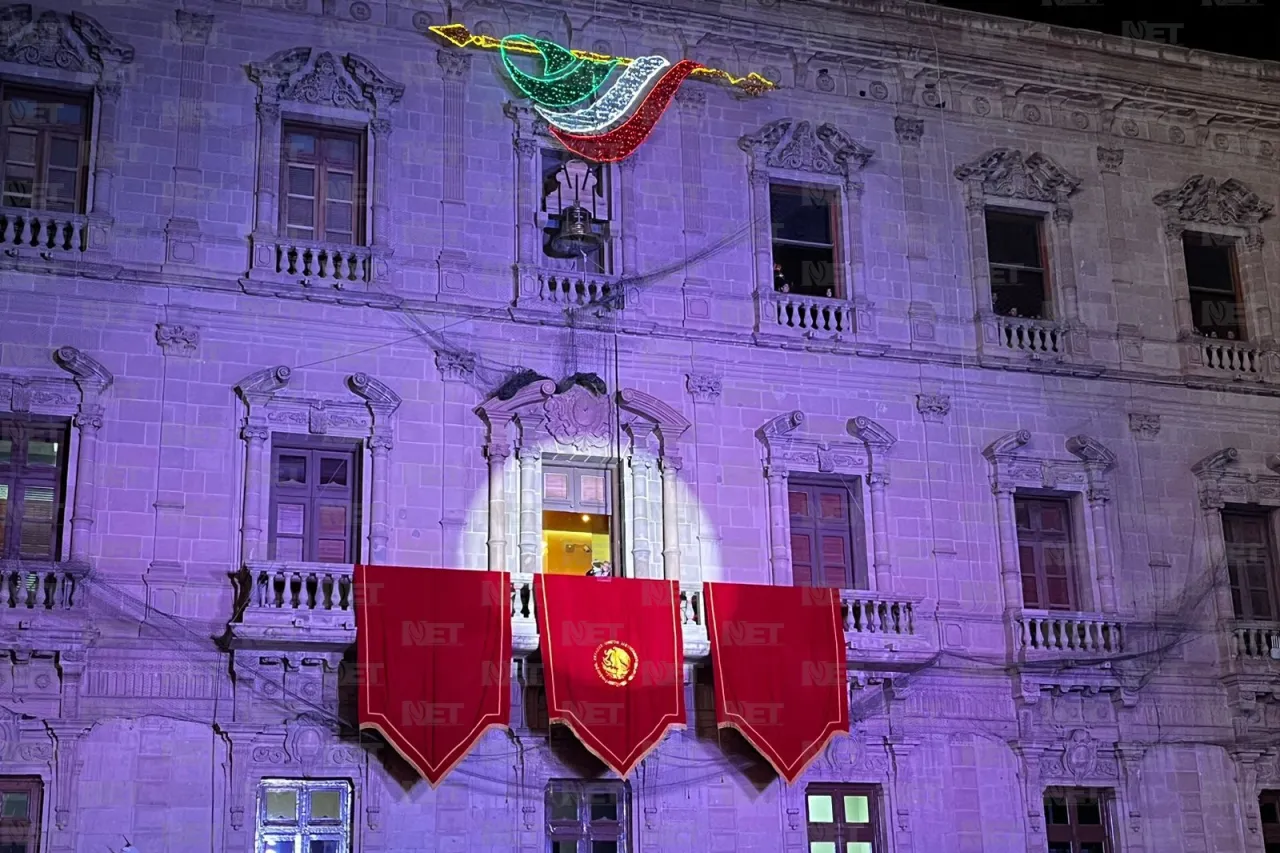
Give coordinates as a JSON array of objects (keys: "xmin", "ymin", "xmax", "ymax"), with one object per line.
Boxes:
[{"xmin": 430, "ymin": 24, "xmax": 774, "ymax": 162}]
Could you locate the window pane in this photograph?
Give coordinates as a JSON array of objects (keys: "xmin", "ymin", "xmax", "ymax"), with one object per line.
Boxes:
[
  {"xmin": 263, "ymin": 838, "xmax": 297, "ymax": 853},
  {"xmin": 1, "ymin": 791, "xmax": 29, "ymax": 818},
  {"xmin": 1261, "ymin": 799, "xmax": 1279, "ymax": 824},
  {"xmin": 287, "ymin": 197, "xmax": 315, "ymax": 228},
  {"xmin": 309, "ymin": 841, "xmax": 340, "ymax": 853},
  {"xmin": 317, "ymin": 505, "xmax": 347, "ymax": 537},
  {"xmin": 773, "ymin": 243, "xmax": 836, "ymax": 297},
  {"xmin": 265, "ymin": 789, "xmax": 298, "ymax": 821},
  {"xmin": 0, "ymin": 436, "xmax": 11, "ymax": 464},
  {"xmin": 27, "ymin": 438, "xmax": 59, "ymax": 467},
  {"xmin": 807, "ymin": 794, "xmax": 834, "ymax": 823},
  {"xmin": 1080, "ymin": 845, "xmax": 1105, "ymax": 853},
  {"xmin": 322, "ymin": 136, "xmax": 358, "ymax": 164},
  {"xmin": 6, "ymin": 130, "xmax": 36, "ymax": 164},
  {"xmin": 325, "ymin": 202, "xmax": 352, "ymax": 232},
  {"xmin": 318, "ymin": 457, "xmax": 348, "ymax": 487},
  {"xmin": 316, "ymin": 538, "xmax": 347, "ymax": 563},
  {"xmin": 847, "ymin": 844, "xmax": 873, "ymax": 853},
  {"xmin": 579, "ymin": 474, "xmax": 606, "ymax": 505},
  {"xmin": 275, "ymin": 536, "xmax": 303, "ymax": 562},
  {"xmin": 285, "ymin": 131, "xmax": 317, "ymax": 158},
  {"xmin": 1044, "ymin": 797, "xmax": 1069, "ymax": 824},
  {"xmin": 310, "ymin": 790, "xmax": 341, "ymax": 820},
  {"xmin": 1076, "ymin": 798, "xmax": 1101, "ymax": 825},
  {"xmin": 276, "ymin": 503, "xmax": 306, "ymax": 536},
  {"xmin": 1045, "ymin": 577, "xmax": 1071, "ymax": 608},
  {"xmin": 544, "ymin": 472, "xmax": 570, "ymax": 501},
  {"xmin": 589, "ymin": 791, "xmax": 618, "ymax": 822},
  {"xmin": 771, "ymin": 184, "xmax": 834, "ymax": 245},
  {"xmin": 49, "ymin": 137, "xmax": 80, "ymax": 169},
  {"xmin": 789, "ymin": 489, "xmax": 811, "ymax": 518},
  {"xmin": 277, "ymin": 455, "xmax": 307, "ymax": 484},
  {"xmin": 289, "ymin": 167, "xmax": 315, "ymax": 197},
  {"xmin": 1021, "ymin": 573, "xmax": 1040, "ymax": 607},
  {"xmin": 0, "ymin": 485, "xmax": 7, "ymax": 554},
  {"xmin": 551, "ymin": 843, "xmax": 576, "ymax": 853},
  {"xmin": 328, "ymin": 171, "xmax": 353, "ymax": 202},
  {"xmin": 591, "ymin": 843, "xmax": 617, "ymax": 853},
  {"xmin": 547, "ymin": 789, "xmax": 578, "ymax": 821},
  {"xmin": 810, "ymin": 843, "xmax": 837, "ymax": 853},
  {"xmin": 843, "ymin": 795, "xmax": 869, "ymax": 824},
  {"xmin": 986, "ymin": 212, "xmax": 1042, "ymax": 266},
  {"xmin": 45, "ymin": 168, "xmax": 77, "ymax": 208},
  {"xmin": 818, "ymin": 492, "xmax": 845, "ymax": 520},
  {"xmin": 1039, "ymin": 502, "xmax": 1068, "ymax": 533},
  {"xmin": 18, "ymin": 485, "xmax": 56, "ymax": 559},
  {"xmin": 56, "ymin": 102, "xmax": 84, "ymax": 125}
]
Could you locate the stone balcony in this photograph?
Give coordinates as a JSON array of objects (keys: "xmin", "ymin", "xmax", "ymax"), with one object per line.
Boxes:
[
  {"xmin": 980, "ymin": 314, "xmax": 1072, "ymax": 365},
  {"xmin": 225, "ymin": 561, "xmax": 936, "ymax": 667},
  {"xmin": 1016, "ymin": 609, "xmax": 1125, "ymax": 660},
  {"xmin": 1220, "ymin": 620, "xmax": 1280, "ymax": 714},
  {"xmin": 0, "ymin": 560, "xmax": 96, "ymax": 653},
  {"xmin": 0, "ymin": 206, "xmax": 117, "ymax": 277},
  {"xmin": 241, "ymin": 233, "xmax": 399, "ymax": 307},
  {"xmin": 1181, "ymin": 336, "xmax": 1279, "ymax": 385}
]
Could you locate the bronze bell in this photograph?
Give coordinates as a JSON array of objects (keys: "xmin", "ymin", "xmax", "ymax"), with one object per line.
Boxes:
[{"xmin": 550, "ymin": 203, "xmax": 602, "ymax": 256}]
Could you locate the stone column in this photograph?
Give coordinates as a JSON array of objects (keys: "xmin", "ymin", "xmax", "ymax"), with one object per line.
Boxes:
[
  {"xmin": 962, "ymin": 183, "xmax": 992, "ymax": 317},
  {"xmin": 240, "ymin": 424, "xmax": 270, "ymax": 561},
  {"xmin": 1162, "ymin": 219, "xmax": 1195, "ymax": 338},
  {"xmin": 748, "ymin": 164, "xmax": 773, "ymax": 296},
  {"xmin": 1097, "ymin": 147, "xmax": 1126, "ymax": 313},
  {"xmin": 994, "ymin": 486, "xmax": 1023, "ymax": 613},
  {"xmin": 149, "ymin": 324, "xmax": 201, "ymax": 594},
  {"xmin": 436, "ymin": 352, "xmax": 475, "ymax": 563},
  {"xmin": 1050, "ymin": 205, "xmax": 1081, "ymax": 325},
  {"xmin": 628, "ymin": 423, "xmax": 656, "ymax": 579},
  {"xmin": 69, "ymin": 408, "xmax": 103, "ymax": 562},
  {"xmin": 368, "ymin": 435, "xmax": 392, "ymax": 562},
  {"xmin": 659, "ymin": 454, "xmax": 682, "ymax": 581},
  {"xmin": 90, "ymin": 75, "xmax": 123, "ymax": 217},
  {"xmin": 840, "ymin": 175, "xmax": 866, "ymax": 303},
  {"xmin": 1240, "ymin": 229, "xmax": 1273, "ymax": 344},
  {"xmin": 486, "ymin": 441, "xmax": 511, "ymax": 571},
  {"xmin": 1200, "ymin": 486, "xmax": 1235, "ymax": 622},
  {"xmin": 369, "ymin": 119, "xmax": 393, "ymax": 250},
  {"xmin": 867, "ymin": 471, "xmax": 892, "ymax": 591},
  {"xmin": 1085, "ymin": 482, "xmax": 1118, "ymax": 612},
  {"xmin": 617, "ymin": 156, "xmax": 638, "ymax": 278},
  {"xmin": 254, "ymin": 99, "xmax": 283, "ymax": 235},
  {"xmin": 437, "ymin": 50, "xmax": 470, "ymax": 205},
  {"xmin": 517, "ymin": 444, "xmax": 542, "ymax": 573},
  {"xmin": 766, "ymin": 466, "xmax": 791, "ymax": 585},
  {"xmin": 514, "ymin": 136, "xmax": 540, "ymax": 268}
]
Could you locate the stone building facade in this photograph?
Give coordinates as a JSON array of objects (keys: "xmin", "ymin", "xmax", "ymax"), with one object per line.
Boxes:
[{"xmin": 2, "ymin": 0, "xmax": 1280, "ymax": 850}]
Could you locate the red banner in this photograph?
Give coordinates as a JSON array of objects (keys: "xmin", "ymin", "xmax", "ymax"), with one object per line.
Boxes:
[
  {"xmin": 356, "ymin": 564, "xmax": 511, "ymax": 786},
  {"xmin": 703, "ymin": 581, "xmax": 848, "ymax": 783},
  {"xmin": 535, "ymin": 574, "xmax": 685, "ymax": 776}
]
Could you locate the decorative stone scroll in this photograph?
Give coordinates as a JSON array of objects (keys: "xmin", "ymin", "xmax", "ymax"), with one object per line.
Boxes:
[
  {"xmin": 739, "ymin": 119, "xmax": 874, "ymax": 179},
  {"xmin": 954, "ymin": 149, "xmax": 1082, "ymax": 206}
]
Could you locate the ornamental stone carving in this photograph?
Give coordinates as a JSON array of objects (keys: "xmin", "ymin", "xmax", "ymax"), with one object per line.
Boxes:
[
  {"xmin": 543, "ymin": 384, "xmax": 612, "ymax": 452},
  {"xmin": 685, "ymin": 373, "xmax": 722, "ymax": 403},
  {"xmin": 155, "ymin": 323, "xmax": 200, "ymax": 356},
  {"xmin": 247, "ymin": 47, "xmax": 405, "ymax": 115},
  {"xmin": 954, "ymin": 149, "xmax": 1082, "ymax": 204},
  {"xmin": 916, "ymin": 393, "xmax": 951, "ymax": 423},
  {"xmin": 1097, "ymin": 147, "xmax": 1124, "ymax": 174},
  {"xmin": 1153, "ymin": 175, "xmax": 1274, "ymax": 228},
  {"xmin": 739, "ymin": 118, "xmax": 874, "ymax": 177},
  {"xmin": 1128, "ymin": 413, "xmax": 1160, "ymax": 440},
  {"xmin": 895, "ymin": 116, "xmax": 924, "ymax": 145},
  {"xmin": 0, "ymin": 5, "xmax": 135, "ymax": 73}
]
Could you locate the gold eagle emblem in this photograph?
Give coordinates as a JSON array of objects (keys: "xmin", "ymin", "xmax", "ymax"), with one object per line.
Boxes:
[{"xmin": 593, "ymin": 640, "xmax": 638, "ymax": 686}]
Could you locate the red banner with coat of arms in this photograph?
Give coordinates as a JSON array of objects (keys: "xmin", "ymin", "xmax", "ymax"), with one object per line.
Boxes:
[
  {"xmin": 535, "ymin": 574, "xmax": 686, "ymax": 776},
  {"xmin": 703, "ymin": 581, "xmax": 849, "ymax": 783}
]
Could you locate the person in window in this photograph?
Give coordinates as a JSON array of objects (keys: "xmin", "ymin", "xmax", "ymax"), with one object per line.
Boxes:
[{"xmin": 774, "ymin": 262, "xmax": 791, "ymax": 293}]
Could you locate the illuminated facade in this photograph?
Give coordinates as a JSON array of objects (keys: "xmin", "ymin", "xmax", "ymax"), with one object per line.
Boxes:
[{"xmin": 2, "ymin": 0, "xmax": 1280, "ymax": 851}]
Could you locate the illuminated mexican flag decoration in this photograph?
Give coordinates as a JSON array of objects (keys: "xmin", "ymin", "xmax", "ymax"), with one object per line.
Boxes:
[{"xmin": 430, "ymin": 24, "xmax": 775, "ymax": 162}]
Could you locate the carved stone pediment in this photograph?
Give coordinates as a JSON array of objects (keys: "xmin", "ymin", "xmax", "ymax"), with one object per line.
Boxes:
[
  {"xmin": 954, "ymin": 149, "xmax": 1081, "ymax": 204},
  {"xmin": 247, "ymin": 47, "xmax": 405, "ymax": 114},
  {"xmin": 1038, "ymin": 729, "xmax": 1120, "ymax": 781},
  {"xmin": 543, "ymin": 383, "xmax": 612, "ymax": 453},
  {"xmin": 757, "ymin": 411, "xmax": 869, "ymax": 474},
  {"xmin": 1192, "ymin": 447, "xmax": 1280, "ymax": 509},
  {"xmin": 739, "ymin": 119, "xmax": 873, "ymax": 177},
  {"xmin": 0, "ymin": 5, "xmax": 134, "ymax": 73},
  {"xmin": 983, "ymin": 431, "xmax": 1113, "ymax": 495},
  {"xmin": 1153, "ymin": 175, "xmax": 1274, "ymax": 227}
]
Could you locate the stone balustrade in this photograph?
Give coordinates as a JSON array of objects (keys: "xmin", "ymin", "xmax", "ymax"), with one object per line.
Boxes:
[
  {"xmin": 761, "ymin": 291, "xmax": 854, "ymax": 338},
  {"xmin": 1190, "ymin": 338, "xmax": 1267, "ymax": 379},
  {"xmin": 993, "ymin": 316, "xmax": 1066, "ymax": 356},
  {"xmin": 1231, "ymin": 620, "xmax": 1280, "ymax": 661},
  {"xmin": 538, "ymin": 272, "xmax": 624, "ymax": 309},
  {"xmin": 1018, "ymin": 609, "xmax": 1123, "ymax": 655},
  {"xmin": 0, "ymin": 561, "xmax": 88, "ymax": 611},
  {"xmin": 841, "ymin": 590, "xmax": 916, "ymax": 637},
  {"xmin": 269, "ymin": 238, "xmax": 372, "ymax": 284},
  {"xmin": 0, "ymin": 207, "xmax": 90, "ymax": 255}
]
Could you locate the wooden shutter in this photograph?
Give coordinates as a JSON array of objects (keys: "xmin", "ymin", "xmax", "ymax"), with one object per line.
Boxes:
[
  {"xmin": 1224, "ymin": 511, "xmax": 1278, "ymax": 621},
  {"xmin": 789, "ymin": 481, "xmax": 859, "ymax": 589},
  {"xmin": 269, "ymin": 439, "xmax": 359, "ymax": 563},
  {"xmin": 1015, "ymin": 496, "xmax": 1077, "ymax": 610}
]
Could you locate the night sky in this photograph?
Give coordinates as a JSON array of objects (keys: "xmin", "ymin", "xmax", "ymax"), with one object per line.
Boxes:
[{"xmin": 934, "ymin": 0, "xmax": 1280, "ymax": 63}]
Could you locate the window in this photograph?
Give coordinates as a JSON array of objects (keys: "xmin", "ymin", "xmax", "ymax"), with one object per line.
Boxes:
[
  {"xmin": 770, "ymin": 183, "xmax": 840, "ymax": 298},
  {"xmin": 257, "ymin": 779, "xmax": 351, "ymax": 853},
  {"xmin": 1, "ymin": 84, "xmax": 91, "ymax": 213},
  {"xmin": 1260, "ymin": 789, "xmax": 1280, "ymax": 853},
  {"xmin": 541, "ymin": 149, "xmax": 610, "ymax": 273},
  {"xmin": 1183, "ymin": 231, "xmax": 1244, "ymax": 340},
  {"xmin": 268, "ymin": 437, "xmax": 360, "ymax": 563},
  {"xmin": 0, "ymin": 778, "xmax": 41, "ymax": 853},
  {"xmin": 542, "ymin": 464, "xmax": 616, "ymax": 576},
  {"xmin": 1016, "ymin": 495, "xmax": 1076, "ymax": 610},
  {"xmin": 281, "ymin": 124, "xmax": 365, "ymax": 246},
  {"xmin": 1224, "ymin": 509, "xmax": 1278, "ymax": 621},
  {"xmin": 545, "ymin": 780, "xmax": 629, "ymax": 853},
  {"xmin": 789, "ymin": 479, "xmax": 867, "ymax": 589},
  {"xmin": 986, "ymin": 210, "xmax": 1048, "ymax": 319},
  {"xmin": 805, "ymin": 784, "xmax": 879, "ymax": 852},
  {"xmin": 0, "ymin": 417, "xmax": 70, "ymax": 561},
  {"xmin": 1044, "ymin": 788, "xmax": 1110, "ymax": 853}
]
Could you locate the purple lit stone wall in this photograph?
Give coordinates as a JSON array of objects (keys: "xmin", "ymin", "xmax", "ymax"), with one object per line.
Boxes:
[{"xmin": 1, "ymin": 0, "xmax": 1279, "ymax": 852}]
